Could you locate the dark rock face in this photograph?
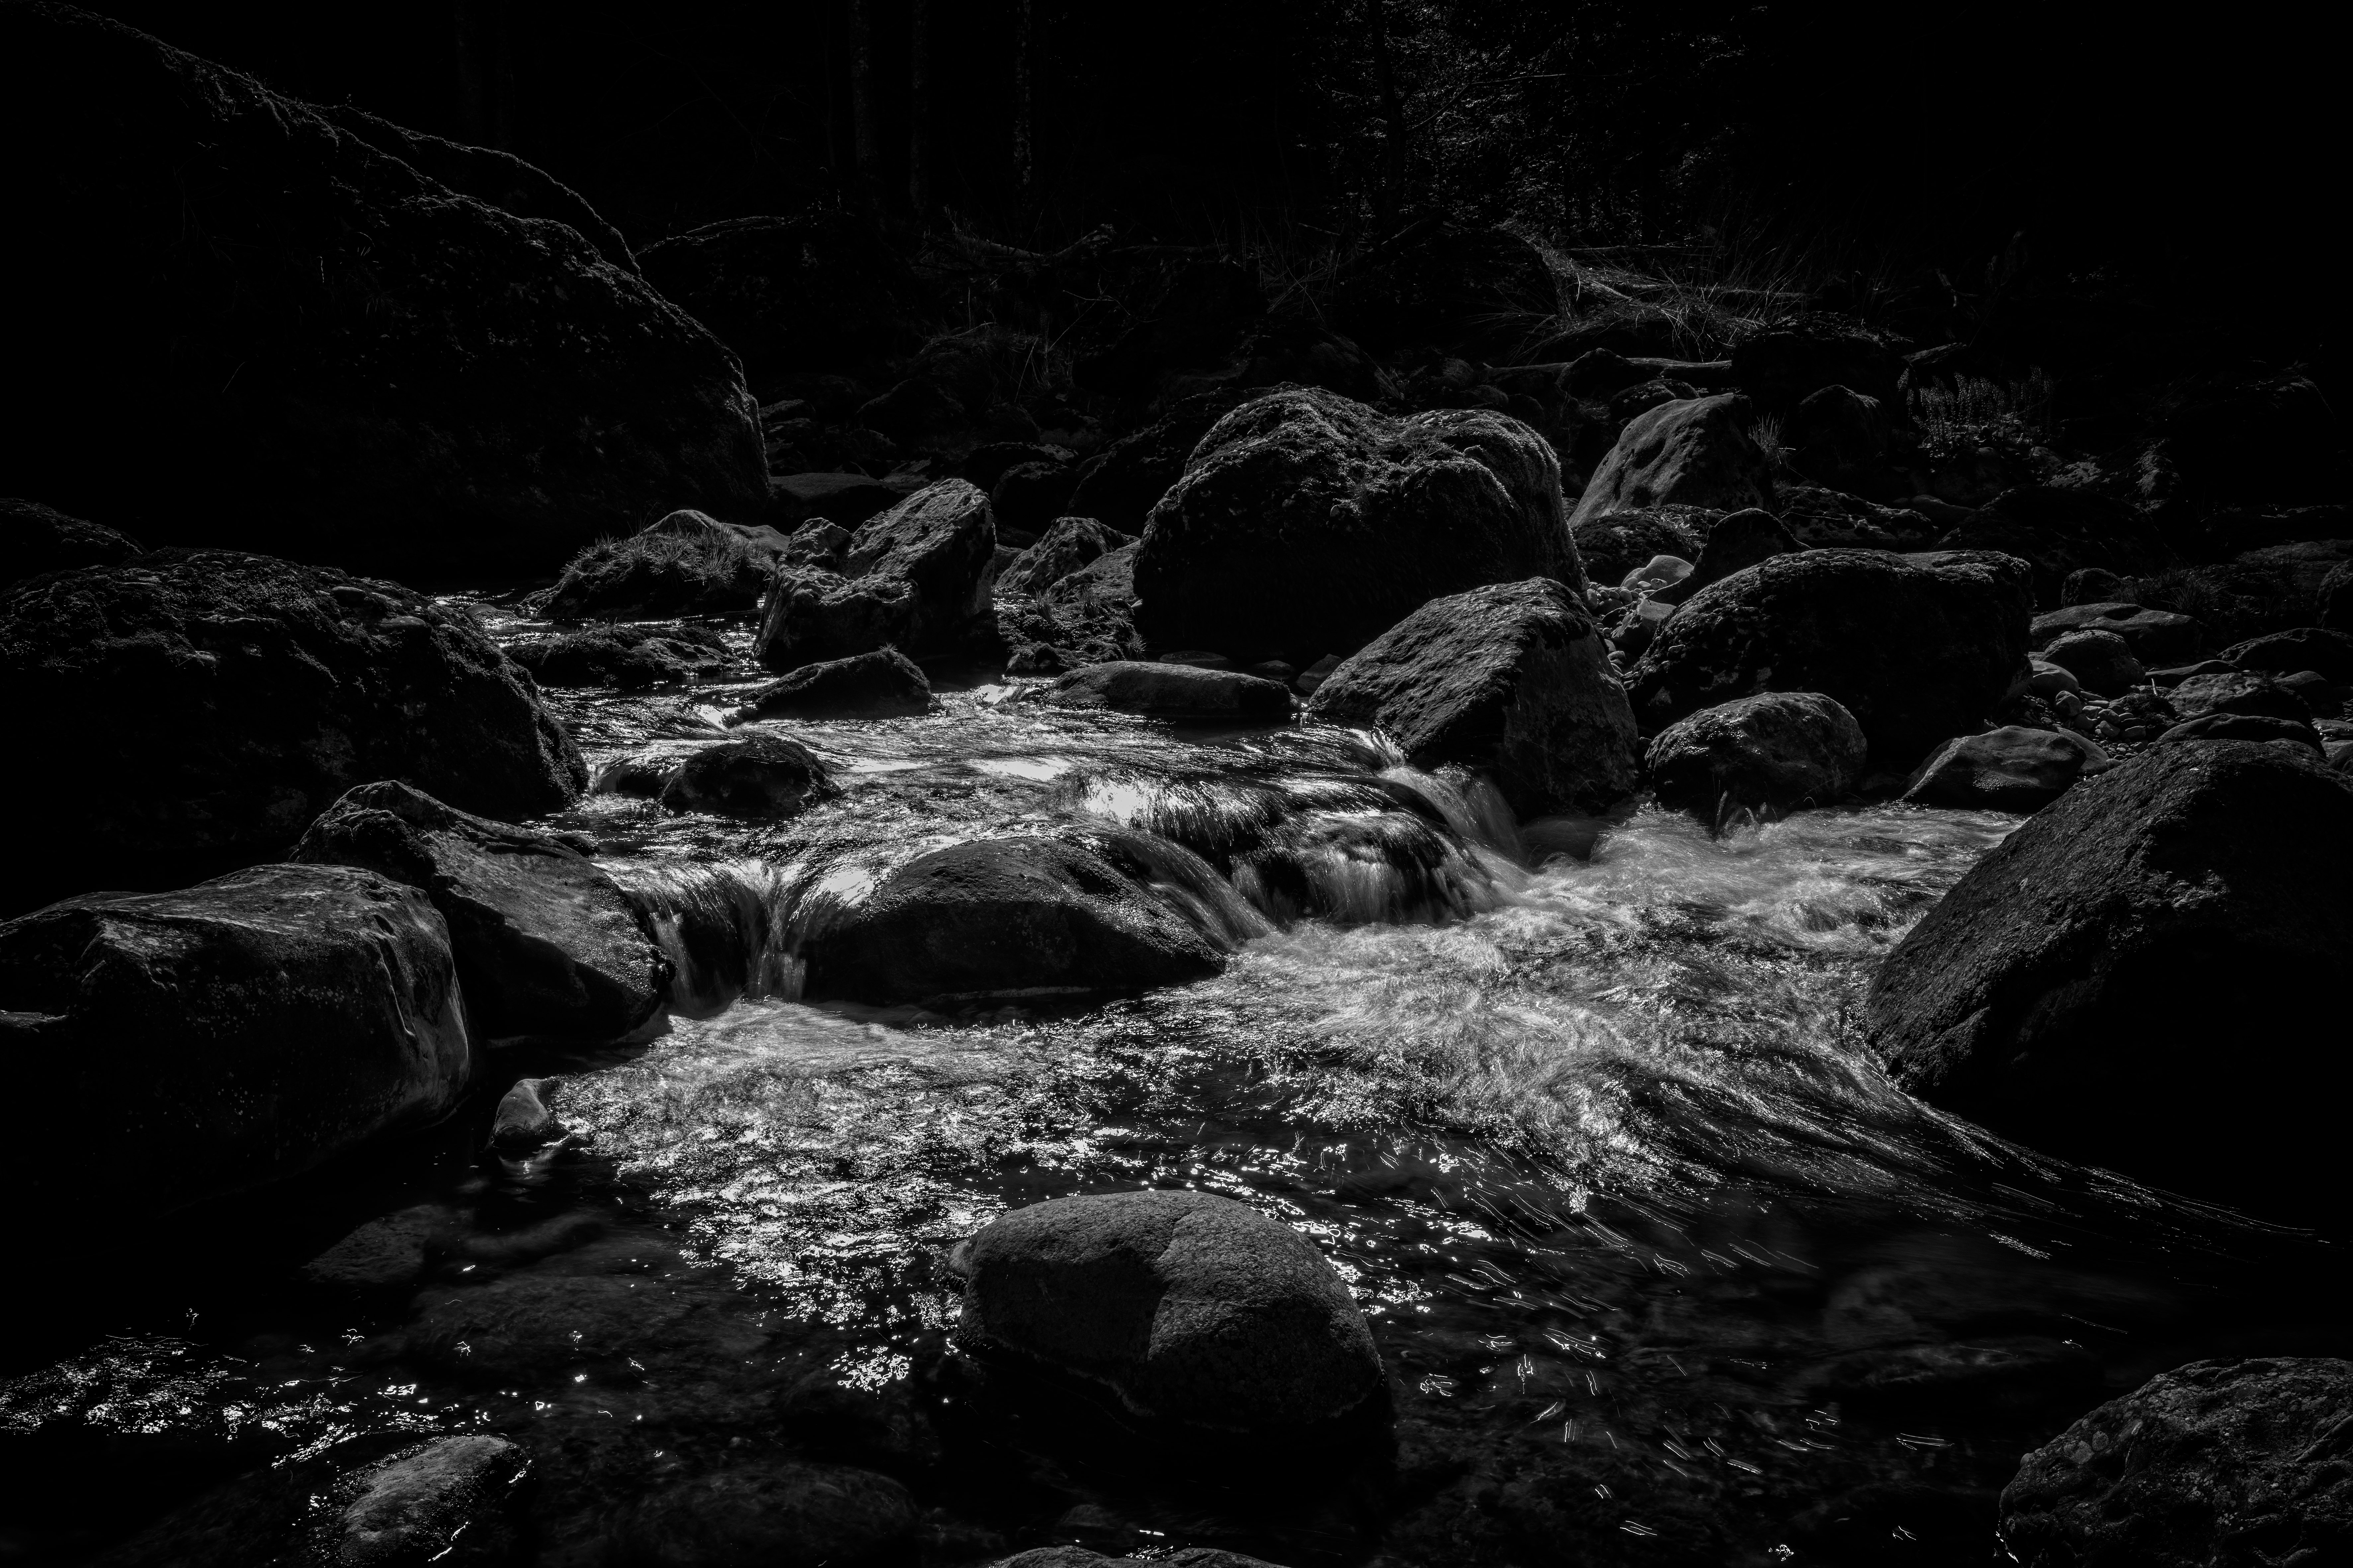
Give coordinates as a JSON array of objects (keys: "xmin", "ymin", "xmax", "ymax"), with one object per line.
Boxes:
[
  {"xmin": 1000, "ymin": 518, "xmax": 1132, "ymax": 597},
  {"xmin": 756, "ymin": 480, "xmax": 997, "ymax": 671},
  {"xmin": 2223, "ymin": 625, "xmax": 2353, "ymax": 683},
  {"xmin": 1653, "ymin": 507, "xmax": 1802, "ymax": 605},
  {"xmin": 2030, "ymin": 601, "xmax": 2204, "ymax": 663},
  {"xmin": 0, "ymin": 497, "xmax": 141, "ymax": 588},
  {"xmin": 615, "ymin": 1462, "xmax": 919, "ymax": 1568},
  {"xmin": 2156, "ymin": 711, "xmax": 2323, "ymax": 752},
  {"xmin": 2039, "ymin": 628, "xmax": 2144, "ymax": 697},
  {"xmin": 954, "ymin": 1189, "xmax": 1386, "ymax": 1430},
  {"xmin": 293, "ymin": 781, "xmax": 669, "ymax": 1042},
  {"xmin": 637, "ymin": 212, "xmax": 923, "ymax": 390},
  {"xmin": 536, "ymin": 511, "xmax": 788, "ymax": 620},
  {"xmin": 0, "ymin": 864, "xmax": 470, "ymax": 1218},
  {"xmin": 1040, "ymin": 662, "xmax": 1295, "ymax": 722},
  {"xmin": 1626, "ymin": 550, "xmax": 2034, "ymax": 767},
  {"xmin": 1306, "ymin": 578, "xmax": 1639, "ymax": 816},
  {"xmin": 1901, "ymin": 727, "xmax": 2112, "ymax": 813},
  {"xmin": 508, "ymin": 624, "xmax": 735, "ymax": 690},
  {"xmin": 0, "ymin": 551, "xmax": 584, "ymax": 913},
  {"xmin": 1645, "ymin": 692, "xmax": 1868, "ymax": 819},
  {"xmin": 726, "ymin": 647, "xmax": 933, "ymax": 723},
  {"xmin": 801, "ymin": 837, "xmax": 1228, "ymax": 1006},
  {"xmin": 659, "ymin": 735, "xmax": 842, "ymax": 818},
  {"xmin": 1, "ymin": 6, "xmax": 766, "ymax": 577},
  {"xmin": 1136, "ymin": 388, "xmax": 1583, "ymax": 666},
  {"xmin": 1003, "ymin": 543, "xmax": 1147, "ymax": 675},
  {"xmin": 1867, "ymin": 742, "xmax": 2353, "ymax": 1211},
  {"xmin": 2000, "ymin": 1358, "xmax": 2353, "ymax": 1568},
  {"xmin": 1938, "ymin": 488, "xmax": 2177, "ymax": 609},
  {"xmin": 1568, "ymin": 394, "xmax": 1771, "ymax": 529}
]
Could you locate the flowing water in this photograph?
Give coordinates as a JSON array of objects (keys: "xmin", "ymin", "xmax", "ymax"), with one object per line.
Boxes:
[{"xmin": 5, "ymin": 613, "xmax": 2346, "ymax": 1568}]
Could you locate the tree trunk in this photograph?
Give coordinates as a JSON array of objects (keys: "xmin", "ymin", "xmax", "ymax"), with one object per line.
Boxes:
[
  {"xmin": 850, "ymin": 0, "xmax": 884, "ymax": 207},
  {"xmin": 908, "ymin": 0, "xmax": 931, "ymax": 213}
]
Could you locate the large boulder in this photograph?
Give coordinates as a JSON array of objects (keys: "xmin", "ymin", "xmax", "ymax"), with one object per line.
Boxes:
[
  {"xmin": 1306, "ymin": 578, "xmax": 1638, "ymax": 816},
  {"xmin": 725, "ymin": 647, "xmax": 933, "ymax": 723},
  {"xmin": 1644, "ymin": 692, "xmax": 1868, "ymax": 820},
  {"xmin": 1867, "ymin": 742, "xmax": 2353, "ymax": 1211},
  {"xmin": 755, "ymin": 479, "xmax": 996, "ymax": 671},
  {"xmin": 1567, "ymin": 394, "xmax": 1772, "ymax": 529},
  {"xmin": 1626, "ymin": 550, "xmax": 2034, "ymax": 767},
  {"xmin": 1, "ymin": 497, "xmax": 140, "ymax": 588},
  {"xmin": 1066, "ymin": 389, "xmax": 1262, "ymax": 535},
  {"xmin": 293, "ymin": 781, "xmax": 669, "ymax": 1043},
  {"xmin": 0, "ymin": 6, "xmax": 766, "ymax": 577},
  {"xmin": 2000, "ymin": 1358, "xmax": 2353, "ymax": 1568},
  {"xmin": 1135, "ymin": 388, "xmax": 1582, "ymax": 666},
  {"xmin": 800, "ymin": 836, "xmax": 1229, "ymax": 1006},
  {"xmin": 659, "ymin": 735, "xmax": 842, "ymax": 819},
  {"xmin": 1901, "ymin": 727, "xmax": 2112, "ymax": 813},
  {"xmin": 1041, "ymin": 662, "xmax": 1294, "ymax": 722},
  {"xmin": 0, "ymin": 551, "xmax": 584, "ymax": 915},
  {"xmin": 0, "ymin": 864, "xmax": 471, "ymax": 1218},
  {"xmin": 953, "ymin": 1189, "xmax": 1386, "ymax": 1430},
  {"xmin": 999, "ymin": 517, "xmax": 1132, "ymax": 597}
]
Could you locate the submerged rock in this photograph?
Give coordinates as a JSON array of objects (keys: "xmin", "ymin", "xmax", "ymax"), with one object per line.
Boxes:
[
  {"xmin": 615, "ymin": 1462, "xmax": 919, "ymax": 1568},
  {"xmin": 726, "ymin": 647, "xmax": 933, "ymax": 723},
  {"xmin": 756, "ymin": 479, "xmax": 997, "ymax": 671},
  {"xmin": 0, "ymin": 865, "xmax": 470, "ymax": 1219},
  {"xmin": 1567, "ymin": 394, "xmax": 1771, "ymax": 529},
  {"xmin": 801, "ymin": 836, "xmax": 1229, "ymax": 1006},
  {"xmin": 330, "ymin": 1435, "xmax": 530, "ymax": 1567},
  {"xmin": 1901, "ymin": 727, "xmax": 2112, "ymax": 813},
  {"xmin": 0, "ymin": 497, "xmax": 141, "ymax": 588},
  {"xmin": 294, "ymin": 780, "xmax": 669, "ymax": 1042},
  {"xmin": 2000, "ymin": 1358, "xmax": 2353, "ymax": 1568},
  {"xmin": 1040, "ymin": 662, "xmax": 1294, "ymax": 722},
  {"xmin": 1867, "ymin": 742, "xmax": 2353, "ymax": 1212},
  {"xmin": 659, "ymin": 735, "xmax": 842, "ymax": 819},
  {"xmin": 1306, "ymin": 578, "xmax": 1639, "ymax": 816},
  {"xmin": 0, "ymin": 550, "xmax": 584, "ymax": 913},
  {"xmin": 1644, "ymin": 691, "xmax": 1868, "ymax": 820},
  {"xmin": 954, "ymin": 1189, "xmax": 1386, "ymax": 1430},
  {"xmin": 1626, "ymin": 549, "xmax": 2033, "ymax": 766},
  {"xmin": 2, "ymin": 6, "xmax": 765, "ymax": 577},
  {"xmin": 1134, "ymin": 387, "xmax": 1583, "ymax": 665}
]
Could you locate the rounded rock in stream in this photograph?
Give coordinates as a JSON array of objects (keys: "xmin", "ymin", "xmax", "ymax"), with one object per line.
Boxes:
[
  {"xmin": 1643, "ymin": 690, "xmax": 1868, "ymax": 820},
  {"xmin": 658, "ymin": 734, "xmax": 842, "ymax": 818},
  {"xmin": 801, "ymin": 836, "xmax": 1229, "ymax": 1006},
  {"xmin": 953, "ymin": 1189, "xmax": 1386, "ymax": 1431},
  {"xmin": 614, "ymin": 1462, "xmax": 918, "ymax": 1568},
  {"xmin": 1999, "ymin": 1357, "xmax": 2353, "ymax": 1567},
  {"xmin": 1867, "ymin": 741, "xmax": 2353, "ymax": 1214},
  {"xmin": 294, "ymin": 780, "xmax": 671, "ymax": 1042},
  {"xmin": 1901, "ymin": 726, "xmax": 2112, "ymax": 813},
  {"xmin": 0, "ymin": 549, "xmax": 584, "ymax": 914},
  {"xmin": 0, "ymin": 864, "xmax": 470, "ymax": 1221},
  {"xmin": 1039, "ymin": 661, "xmax": 1295, "ymax": 722},
  {"xmin": 726, "ymin": 646, "xmax": 933, "ymax": 722}
]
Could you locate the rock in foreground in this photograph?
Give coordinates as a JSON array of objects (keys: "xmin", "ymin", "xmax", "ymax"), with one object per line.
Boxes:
[
  {"xmin": 1041, "ymin": 662, "xmax": 1294, "ymax": 722},
  {"xmin": 1644, "ymin": 691, "xmax": 1868, "ymax": 820},
  {"xmin": 1135, "ymin": 388, "xmax": 1583, "ymax": 665},
  {"xmin": 1627, "ymin": 549, "xmax": 2033, "ymax": 766},
  {"xmin": 2000, "ymin": 1358, "xmax": 2353, "ymax": 1568},
  {"xmin": 0, "ymin": 550, "xmax": 584, "ymax": 914},
  {"xmin": 294, "ymin": 781, "xmax": 669, "ymax": 1043},
  {"xmin": 0, "ymin": 864, "xmax": 470, "ymax": 1219},
  {"xmin": 1306, "ymin": 578, "xmax": 1639, "ymax": 816},
  {"xmin": 955, "ymin": 1189, "xmax": 1386, "ymax": 1430},
  {"xmin": 1868, "ymin": 742, "xmax": 2353, "ymax": 1212}
]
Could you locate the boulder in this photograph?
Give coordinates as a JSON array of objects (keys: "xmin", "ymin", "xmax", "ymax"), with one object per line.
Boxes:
[
  {"xmin": 2169, "ymin": 670, "xmax": 2310, "ymax": 722},
  {"xmin": 327, "ymin": 1435, "xmax": 531, "ymax": 1567},
  {"xmin": 1136, "ymin": 388, "xmax": 1583, "ymax": 666},
  {"xmin": 1867, "ymin": 742, "xmax": 2353, "ymax": 1210},
  {"xmin": 1569, "ymin": 508, "xmax": 1706, "ymax": 587},
  {"xmin": 1937, "ymin": 487, "xmax": 2177, "ymax": 609},
  {"xmin": 1, "ymin": 6, "xmax": 766, "ymax": 577},
  {"xmin": 615, "ymin": 1463, "xmax": 919, "ymax": 1568},
  {"xmin": 954, "ymin": 1189, "xmax": 1386, "ymax": 1429},
  {"xmin": 1567, "ymin": 394, "xmax": 1771, "ymax": 529},
  {"xmin": 2154, "ymin": 712, "xmax": 2322, "ymax": 752},
  {"xmin": 2030, "ymin": 601, "xmax": 2204, "ymax": 663},
  {"xmin": 2000, "ymin": 1358, "xmax": 2353, "ymax": 1568},
  {"xmin": 1306, "ymin": 578, "xmax": 1640, "ymax": 816},
  {"xmin": 1, "ymin": 497, "xmax": 140, "ymax": 588},
  {"xmin": 1652, "ymin": 507, "xmax": 1803, "ymax": 605},
  {"xmin": 726, "ymin": 647, "xmax": 933, "ymax": 723},
  {"xmin": 535, "ymin": 510, "xmax": 787, "ymax": 620},
  {"xmin": 0, "ymin": 550, "xmax": 584, "ymax": 914},
  {"xmin": 1626, "ymin": 550, "xmax": 2034, "ymax": 767},
  {"xmin": 0, "ymin": 864, "xmax": 471, "ymax": 1218},
  {"xmin": 293, "ymin": 781, "xmax": 669, "ymax": 1042},
  {"xmin": 1066, "ymin": 388, "xmax": 1262, "ymax": 534},
  {"xmin": 755, "ymin": 480, "xmax": 996, "ymax": 671},
  {"xmin": 1644, "ymin": 692, "xmax": 1868, "ymax": 820},
  {"xmin": 1729, "ymin": 324, "xmax": 1902, "ymax": 411},
  {"xmin": 508, "ymin": 624, "xmax": 734, "ymax": 690},
  {"xmin": 800, "ymin": 836, "xmax": 1229, "ymax": 1006},
  {"xmin": 659, "ymin": 735, "xmax": 842, "ymax": 818},
  {"xmin": 1000, "ymin": 517, "xmax": 1132, "ymax": 598},
  {"xmin": 1041, "ymin": 662, "xmax": 1295, "ymax": 722},
  {"xmin": 2039, "ymin": 628, "xmax": 2144, "ymax": 696},
  {"xmin": 1901, "ymin": 727, "xmax": 2112, "ymax": 813},
  {"xmin": 2222, "ymin": 626, "xmax": 2353, "ymax": 683}
]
